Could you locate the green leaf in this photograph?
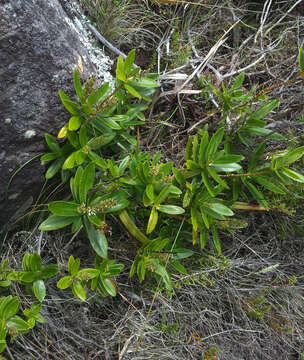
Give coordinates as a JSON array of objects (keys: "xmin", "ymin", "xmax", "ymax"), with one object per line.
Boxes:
[
  {"xmin": 39, "ymin": 215, "xmax": 75, "ymax": 231},
  {"xmin": 145, "ymin": 184, "xmax": 155, "ymax": 201},
  {"xmin": 200, "ymin": 228, "xmax": 207, "ymax": 249},
  {"xmin": 30, "ymin": 253, "xmax": 42, "ymax": 271},
  {"xmin": 79, "ymin": 163, "xmax": 95, "ymax": 203},
  {"xmin": 128, "ymin": 78, "xmax": 158, "ymax": 88},
  {"xmin": 116, "ymin": 55, "xmax": 126, "ymax": 81},
  {"xmin": 40, "ymin": 265, "xmax": 58, "ymax": 279},
  {"xmin": 209, "ymin": 163, "xmax": 242, "ymax": 173},
  {"xmin": 101, "ymin": 277, "xmax": 117, "ymax": 296},
  {"xmin": 58, "ymin": 90, "xmax": 79, "ymax": 115},
  {"xmin": 253, "ymin": 175, "xmax": 285, "ymax": 194},
  {"xmin": 33, "ymin": 280, "xmax": 46, "ymax": 302},
  {"xmin": 158, "ymin": 205, "xmax": 185, "ymax": 215},
  {"xmin": 207, "ymin": 166, "xmax": 229, "ymax": 189},
  {"xmin": 88, "ymin": 151, "xmax": 108, "ymax": 168},
  {"xmin": 79, "ymin": 125, "xmax": 87, "ymax": 147},
  {"xmin": 154, "ymin": 185, "xmax": 172, "ymax": 205},
  {"xmin": 72, "ymin": 282, "xmax": 86, "ymax": 301},
  {"xmin": 201, "ymin": 170, "xmax": 215, "ymax": 197},
  {"xmin": 208, "ymin": 202, "xmax": 234, "ymax": 216},
  {"xmin": 83, "ymin": 216, "xmax": 108, "ymax": 258},
  {"xmin": 206, "ymin": 127, "xmax": 224, "ymax": 161},
  {"xmin": 172, "ymin": 248, "xmax": 194, "ymax": 259},
  {"xmin": 48, "ymin": 201, "xmax": 80, "ymax": 217},
  {"xmin": 124, "ymin": 83, "xmax": 142, "ymax": 99},
  {"xmin": 243, "ymin": 179, "xmax": 269, "ymax": 210},
  {"xmin": 211, "ymin": 225, "xmax": 221, "ymax": 255},
  {"xmin": 45, "ymin": 158, "xmax": 64, "ymax": 179},
  {"xmin": 192, "ymin": 134, "xmax": 199, "ymax": 162},
  {"xmin": 62, "ymin": 151, "xmax": 77, "ymax": 170},
  {"xmin": 73, "ymin": 68, "xmax": 84, "ymax": 103},
  {"xmin": 1, "ymin": 297, "xmax": 19, "ymax": 320},
  {"xmin": 98, "ymin": 116, "xmax": 121, "ymax": 130},
  {"xmin": 231, "ymin": 72, "xmax": 244, "ymax": 90},
  {"xmin": 198, "ymin": 130, "xmax": 209, "ymax": 166},
  {"xmin": 146, "ymin": 207, "xmax": 158, "ymax": 234},
  {"xmin": 280, "ymin": 167, "xmax": 304, "ymax": 183},
  {"xmin": 88, "ymin": 82, "xmax": 111, "ymax": 106},
  {"xmin": 212, "ymin": 154, "xmax": 244, "ymax": 164},
  {"xmin": 6, "ymin": 315, "xmax": 30, "ymax": 332},
  {"xmin": 248, "ymin": 140, "xmax": 266, "ymax": 171},
  {"xmin": 124, "ymin": 49, "xmax": 135, "ymax": 76},
  {"xmin": 22, "ymin": 253, "xmax": 31, "ymax": 271},
  {"xmin": 68, "ymin": 255, "xmax": 80, "ymax": 276},
  {"xmin": 87, "ymin": 135, "xmax": 115, "ymax": 150},
  {"xmin": 170, "ymin": 260, "xmax": 187, "ymax": 274},
  {"xmin": 250, "ymin": 99, "xmax": 279, "ymax": 120},
  {"xmin": 299, "ymin": 45, "xmax": 304, "ymax": 72},
  {"xmin": 68, "ymin": 116, "xmax": 82, "ymax": 131},
  {"xmin": 154, "ymin": 264, "xmax": 172, "ymax": 290},
  {"xmin": 276, "ymin": 146, "xmax": 304, "ymax": 168},
  {"xmin": 191, "ymin": 206, "xmax": 199, "ymax": 231},
  {"xmin": 0, "ymin": 281, "xmax": 11, "ymax": 287},
  {"xmin": 41, "ymin": 153, "xmax": 59, "ymax": 162},
  {"xmin": 77, "ymin": 269, "xmax": 99, "ymax": 281},
  {"xmin": 137, "ymin": 259, "xmax": 146, "ymax": 282},
  {"xmin": 45, "ymin": 133, "xmax": 60, "ymax": 153}
]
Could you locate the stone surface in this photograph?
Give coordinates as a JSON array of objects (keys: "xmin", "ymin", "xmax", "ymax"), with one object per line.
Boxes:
[{"xmin": 0, "ymin": 0, "xmax": 112, "ymax": 228}]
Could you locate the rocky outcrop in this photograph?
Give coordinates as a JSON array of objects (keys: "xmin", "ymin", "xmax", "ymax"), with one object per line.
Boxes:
[{"xmin": 0, "ymin": 0, "xmax": 112, "ymax": 228}]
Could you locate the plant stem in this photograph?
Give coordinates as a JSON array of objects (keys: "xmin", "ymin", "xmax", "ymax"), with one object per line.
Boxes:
[{"xmin": 119, "ymin": 210, "xmax": 149, "ymax": 245}]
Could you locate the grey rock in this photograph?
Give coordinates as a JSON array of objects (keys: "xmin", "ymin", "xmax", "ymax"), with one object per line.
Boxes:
[{"xmin": 0, "ymin": 0, "xmax": 112, "ymax": 228}]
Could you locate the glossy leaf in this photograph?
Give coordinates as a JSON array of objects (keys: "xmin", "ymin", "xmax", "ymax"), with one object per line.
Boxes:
[
  {"xmin": 116, "ymin": 55, "xmax": 126, "ymax": 82},
  {"xmin": 45, "ymin": 159, "xmax": 64, "ymax": 179},
  {"xmin": 58, "ymin": 90, "xmax": 79, "ymax": 115},
  {"xmin": 68, "ymin": 116, "xmax": 81, "ymax": 131},
  {"xmin": 124, "ymin": 83, "xmax": 142, "ymax": 99},
  {"xmin": 146, "ymin": 207, "xmax": 158, "ymax": 234},
  {"xmin": 124, "ymin": 49, "xmax": 135, "ymax": 76},
  {"xmin": 33, "ymin": 280, "xmax": 46, "ymax": 302},
  {"xmin": 209, "ymin": 162, "xmax": 242, "ymax": 173},
  {"xmin": 45, "ymin": 133, "xmax": 60, "ymax": 153},
  {"xmin": 250, "ymin": 99, "xmax": 279, "ymax": 120},
  {"xmin": 48, "ymin": 201, "xmax": 80, "ymax": 217},
  {"xmin": 253, "ymin": 175, "xmax": 285, "ymax": 194},
  {"xmin": 208, "ymin": 202, "xmax": 234, "ymax": 216},
  {"xmin": 206, "ymin": 127, "xmax": 224, "ymax": 161},
  {"xmin": 201, "ymin": 170, "xmax": 215, "ymax": 197},
  {"xmin": 6, "ymin": 315, "xmax": 30, "ymax": 332},
  {"xmin": 1, "ymin": 297, "xmax": 19, "ymax": 321},
  {"xmin": 158, "ymin": 205, "xmax": 185, "ymax": 215},
  {"xmin": 68, "ymin": 256, "xmax": 80, "ymax": 276},
  {"xmin": 39, "ymin": 215, "xmax": 75, "ymax": 231},
  {"xmin": 280, "ymin": 168, "xmax": 304, "ymax": 183},
  {"xmin": 83, "ymin": 216, "xmax": 108, "ymax": 258},
  {"xmin": 170, "ymin": 260, "xmax": 187, "ymax": 275},
  {"xmin": 79, "ymin": 163, "xmax": 95, "ymax": 203},
  {"xmin": 101, "ymin": 277, "xmax": 116, "ymax": 296},
  {"xmin": 72, "ymin": 282, "xmax": 86, "ymax": 301}
]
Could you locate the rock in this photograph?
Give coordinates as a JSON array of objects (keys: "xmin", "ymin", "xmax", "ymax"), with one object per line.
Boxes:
[{"xmin": 0, "ymin": 0, "xmax": 112, "ymax": 228}]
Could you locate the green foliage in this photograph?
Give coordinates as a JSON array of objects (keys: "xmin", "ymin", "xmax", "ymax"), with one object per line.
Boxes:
[{"xmin": 37, "ymin": 48, "xmax": 304, "ymax": 297}]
